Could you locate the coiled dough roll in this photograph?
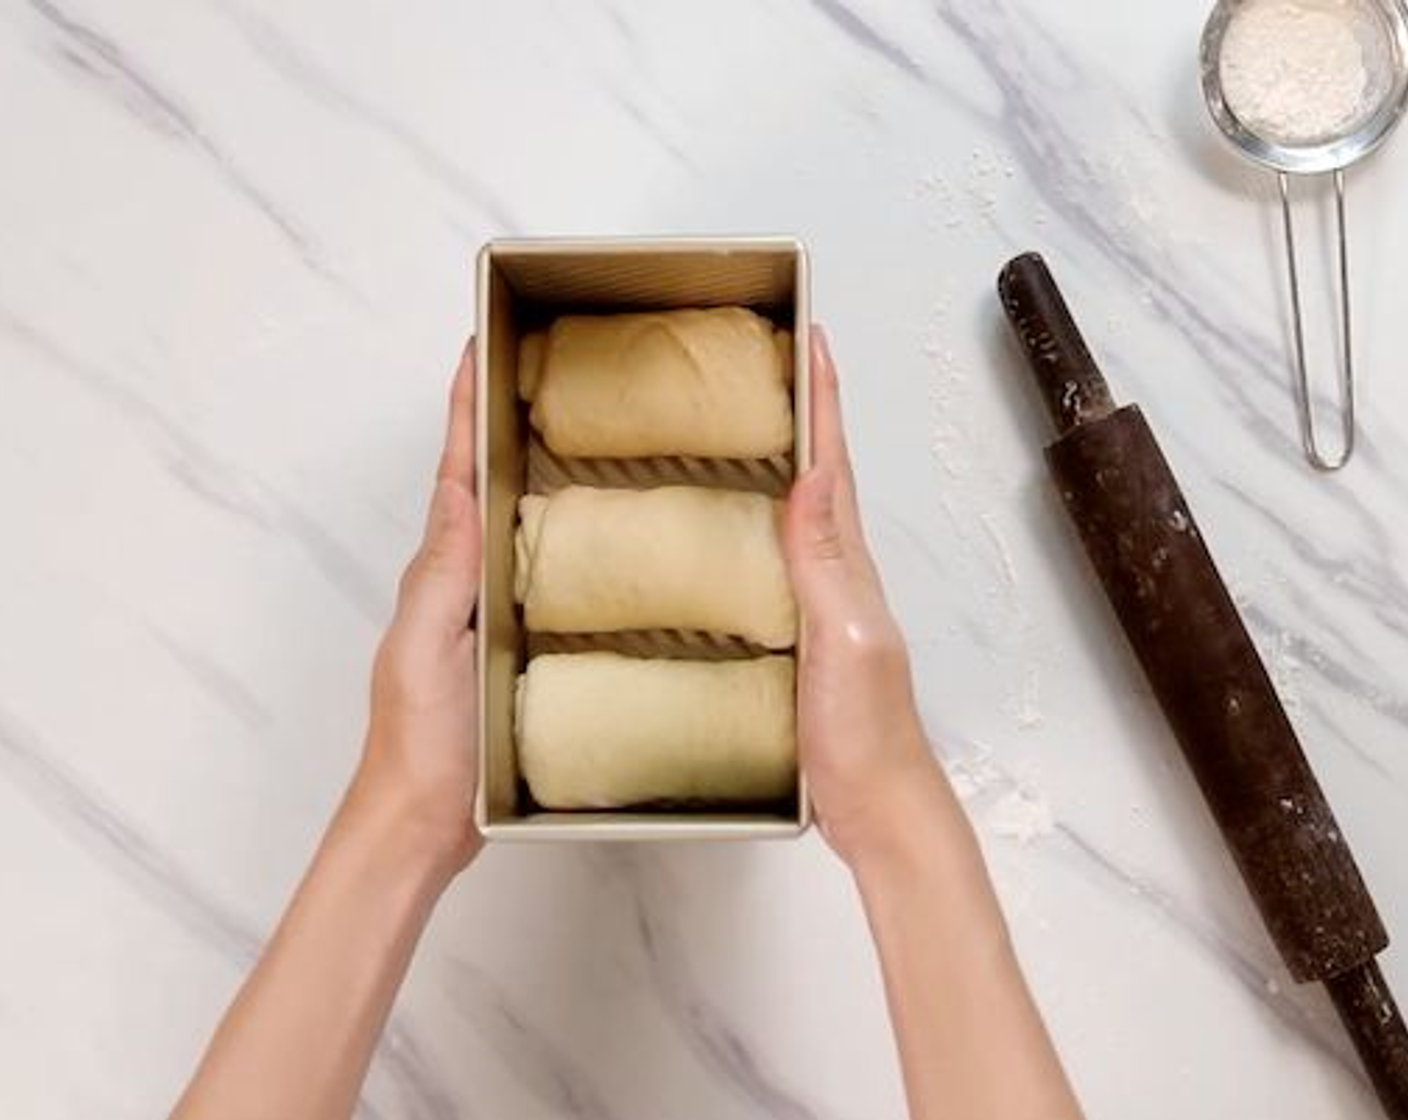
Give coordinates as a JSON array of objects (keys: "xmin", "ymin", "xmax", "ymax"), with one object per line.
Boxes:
[
  {"xmin": 516, "ymin": 653, "xmax": 797, "ymax": 809},
  {"xmin": 514, "ymin": 485, "xmax": 797, "ymax": 649},
  {"xmin": 518, "ymin": 308, "xmax": 794, "ymax": 459}
]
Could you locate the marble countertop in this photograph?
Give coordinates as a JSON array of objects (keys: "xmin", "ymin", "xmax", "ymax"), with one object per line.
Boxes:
[{"xmin": 3, "ymin": 1, "xmax": 1406, "ymax": 1117}]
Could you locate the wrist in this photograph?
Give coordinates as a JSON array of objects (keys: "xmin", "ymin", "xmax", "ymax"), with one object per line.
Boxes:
[
  {"xmin": 816, "ymin": 718, "xmax": 957, "ymax": 864},
  {"xmin": 338, "ymin": 769, "xmax": 481, "ymax": 895},
  {"xmin": 839, "ymin": 751, "xmax": 981, "ymax": 887},
  {"xmin": 846, "ymin": 766, "xmax": 1010, "ymax": 959}
]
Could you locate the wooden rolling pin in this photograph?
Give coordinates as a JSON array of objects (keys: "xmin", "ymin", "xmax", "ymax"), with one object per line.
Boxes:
[{"xmin": 998, "ymin": 252, "xmax": 1407, "ymax": 1118}]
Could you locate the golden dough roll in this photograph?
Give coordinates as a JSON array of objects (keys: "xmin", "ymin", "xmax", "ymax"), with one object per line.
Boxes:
[
  {"xmin": 518, "ymin": 307, "xmax": 794, "ymax": 459},
  {"xmin": 514, "ymin": 485, "xmax": 797, "ymax": 649},
  {"xmin": 516, "ymin": 653, "xmax": 797, "ymax": 809}
]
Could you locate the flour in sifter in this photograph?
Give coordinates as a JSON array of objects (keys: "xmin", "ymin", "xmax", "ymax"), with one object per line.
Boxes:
[{"xmin": 1220, "ymin": 0, "xmax": 1383, "ymax": 144}]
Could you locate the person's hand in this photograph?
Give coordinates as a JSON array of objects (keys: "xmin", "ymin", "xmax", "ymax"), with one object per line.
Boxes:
[
  {"xmin": 347, "ymin": 339, "xmax": 483, "ymax": 880},
  {"xmin": 783, "ymin": 328, "xmax": 950, "ymax": 866}
]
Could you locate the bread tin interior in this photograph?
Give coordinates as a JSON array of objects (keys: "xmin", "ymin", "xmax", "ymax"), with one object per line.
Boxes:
[{"xmin": 474, "ymin": 237, "xmax": 811, "ymax": 841}]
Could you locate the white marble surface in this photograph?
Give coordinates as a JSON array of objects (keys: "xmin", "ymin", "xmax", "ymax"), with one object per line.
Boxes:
[{"xmin": 2, "ymin": 1, "xmax": 1406, "ymax": 1117}]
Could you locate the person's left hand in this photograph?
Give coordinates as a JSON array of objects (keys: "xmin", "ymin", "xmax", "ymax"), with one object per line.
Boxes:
[{"xmin": 347, "ymin": 338, "xmax": 483, "ymax": 878}]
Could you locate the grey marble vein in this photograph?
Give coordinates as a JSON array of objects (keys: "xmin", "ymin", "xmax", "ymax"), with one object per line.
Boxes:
[
  {"xmin": 1051, "ymin": 822, "xmax": 1374, "ymax": 1097},
  {"xmin": 967, "ymin": 0, "xmax": 1408, "ymax": 531},
  {"xmin": 941, "ymin": 6, "xmax": 1284, "ymax": 403},
  {"xmin": 973, "ymin": 191, "xmax": 1407, "ymax": 646},
  {"xmin": 1290, "ymin": 691, "xmax": 1396, "ymax": 784},
  {"xmin": 1210, "ymin": 483, "xmax": 1408, "ymax": 772},
  {"xmin": 946, "ymin": 739, "xmax": 1373, "ymax": 1089},
  {"xmin": 1221, "ymin": 480, "xmax": 1408, "ymax": 655},
  {"xmin": 924, "ymin": 0, "xmax": 1408, "ymax": 765},
  {"xmin": 802, "ymin": 0, "xmax": 993, "ymax": 126},
  {"xmin": 262, "ymin": 491, "xmax": 392, "ymax": 628},
  {"xmin": 374, "ymin": 1026, "xmax": 466, "ymax": 1120},
  {"xmin": 871, "ymin": 507, "xmax": 992, "ymax": 650},
  {"xmin": 149, "ymin": 625, "xmax": 275, "ymax": 736},
  {"xmin": 0, "ymin": 306, "xmax": 388, "ymax": 626},
  {"xmin": 0, "ymin": 705, "xmax": 451, "ymax": 1120},
  {"xmin": 873, "ymin": 507, "xmax": 960, "ymax": 583},
  {"xmin": 1242, "ymin": 604, "xmax": 1406, "ymax": 778},
  {"xmin": 525, "ymin": 3, "xmax": 698, "ymax": 174},
  {"xmin": 441, "ymin": 958, "xmax": 620, "ymax": 1120},
  {"xmin": 596, "ymin": 0, "xmax": 641, "ymax": 53},
  {"xmin": 599, "ymin": 83, "xmax": 698, "ymax": 173},
  {"xmin": 806, "ymin": 0, "xmax": 927, "ymax": 83},
  {"xmin": 925, "ymin": 0, "xmax": 1389, "ymax": 476},
  {"xmin": 0, "ymin": 704, "xmax": 257, "ymax": 962},
  {"xmin": 604, "ymin": 853, "xmax": 835, "ymax": 1120},
  {"xmin": 22, "ymin": 0, "xmax": 339, "ymax": 283},
  {"xmin": 208, "ymin": 1, "xmax": 519, "ymax": 234}
]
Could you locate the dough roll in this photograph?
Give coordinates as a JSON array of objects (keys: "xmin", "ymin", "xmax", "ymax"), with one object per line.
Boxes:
[
  {"xmin": 519, "ymin": 308, "xmax": 795, "ymax": 458},
  {"xmin": 516, "ymin": 653, "xmax": 797, "ymax": 809},
  {"xmin": 515, "ymin": 485, "xmax": 797, "ymax": 649}
]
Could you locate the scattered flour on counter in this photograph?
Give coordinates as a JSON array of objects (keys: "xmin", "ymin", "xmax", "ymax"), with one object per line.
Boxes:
[
  {"xmin": 945, "ymin": 749, "xmax": 1005, "ymax": 802},
  {"xmin": 909, "ymin": 145, "xmax": 1020, "ymax": 233},
  {"xmin": 986, "ymin": 788, "xmax": 1055, "ymax": 846},
  {"xmin": 909, "ymin": 170, "xmax": 965, "ymax": 229},
  {"xmin": 1013, "ymin": 702, "xmax": 1044, "ymax": 731},
  {"xmin": 964, "ymin": 147, "xmax": 1002, "ymax": 218},
  {"xmin": 944, "ymin": 749, "xmax": 1055, "ymax": 847},
  {"xmin": 923, "ymin": 326, "xmax": 975, "ymax": 483},
  {"xmin": 918, "ymin": 298, "xmax": 1053, "ymax": 733},
  {"xmin": 996, "ymin": 664, "xmax": 1041, "ymax": 738},
  {"xmin": 1006, "ymin": 666, "xmax": 1045, "ymax": 731},
  {"xmin": 1266, "ymin": 631, "xmax": 1305, "ymax": 713},
  {"xmin": 909, "ymin": 170, "xmax": 954, "ymax": 202},
  {"xmin": 978, "ymin": 512, "xmax": 1020, "ymax": 592},
  {"xmin": 1103, "ymin": 152, "xmax": 1164, "ymax": 233}
]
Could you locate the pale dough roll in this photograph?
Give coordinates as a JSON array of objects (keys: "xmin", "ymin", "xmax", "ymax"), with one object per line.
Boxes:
[
  {"xmin": 515, "ymin": 485, "xmax": 796, "ymax": 649},
  {"xmin": 517, "ymin": 331, "xmax": 548, "ymax": 401},
  {"xmin": 516, "ymin": 653, "xmax": 797, "ymax": 809},
  {"xmin": 518, "ymin": 308, "xmax": 794, "ymax": 458}
]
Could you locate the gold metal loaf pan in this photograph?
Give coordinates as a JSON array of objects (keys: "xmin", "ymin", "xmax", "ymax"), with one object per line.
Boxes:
[{"xmin": 474, "ymin": 236, "xmax": 811, "ymax": 841}]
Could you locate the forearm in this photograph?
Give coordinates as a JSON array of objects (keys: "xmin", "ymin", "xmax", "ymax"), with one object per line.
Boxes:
[
  {"xmin": 171, "ymin": 779, "xmax": 465, "ymax": 1120},
  {"xmin": 852, "ymin": 762, "xmax": 1083, "ymax": 1120}
]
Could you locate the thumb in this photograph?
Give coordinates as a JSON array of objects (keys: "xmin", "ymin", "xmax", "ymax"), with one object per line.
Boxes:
[
  {"xmin": 396, "ymin": 478, "xmax": 480, "ymax": 635},
  {"xmin": 783, "ymin": 464, "xmax": 852, "ymax": 611}
]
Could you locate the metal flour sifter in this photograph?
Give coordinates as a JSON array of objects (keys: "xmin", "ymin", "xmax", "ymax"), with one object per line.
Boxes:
[{"xmin": 1201, "ymin": 0, "xmax": 1408, "ymax": 470}]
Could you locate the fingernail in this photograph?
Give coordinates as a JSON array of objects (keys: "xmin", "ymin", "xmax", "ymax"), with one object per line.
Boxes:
[
  {"xmin": 453, "ymin": 337, "xmax": 476, "ymax": 387},
  {"xmin": 810, "ymin": 325, "xmax": 838, "ymax": 387}
]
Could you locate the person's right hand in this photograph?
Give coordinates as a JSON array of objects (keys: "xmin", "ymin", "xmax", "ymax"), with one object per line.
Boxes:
[
  {"xmin": 783, "ymin": 328, "xmax": 951, "ymax": 866},
  {"xmin": 353, "ymin": 339, "xmax": 483, "ymax": 882}
]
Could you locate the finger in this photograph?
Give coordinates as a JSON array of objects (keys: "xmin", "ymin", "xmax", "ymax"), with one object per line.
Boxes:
[
  {"xmin": 437, "ymin": 336, "xmax": 477, "ymax": 492},
  {"xmin": 783, "ymin": 464, "xmax": 853, "ymax": 614},
  {"xmin": 808, "ymin": 326, "xmax": 864, "ymax": 538},
  {"xmin": 397, "ymin": 477, "xmax": 481, "ymax": 636},
  {"xmin": 807, "ymin": 326, "xmax": 850, "ymax": 476}
]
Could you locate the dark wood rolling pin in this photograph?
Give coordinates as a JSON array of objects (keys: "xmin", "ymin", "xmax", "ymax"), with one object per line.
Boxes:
[{"xmin": 997, "ymin": 252, "xmax": 1407, "ymax": 1118}]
